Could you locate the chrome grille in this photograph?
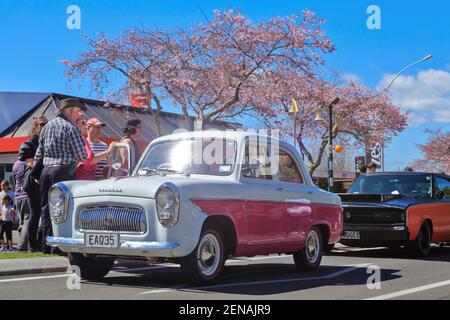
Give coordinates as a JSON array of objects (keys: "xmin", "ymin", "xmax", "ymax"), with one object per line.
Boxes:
[{"xmin": 77, "ymin": 206, "xmax": 147, "ymax": 234}]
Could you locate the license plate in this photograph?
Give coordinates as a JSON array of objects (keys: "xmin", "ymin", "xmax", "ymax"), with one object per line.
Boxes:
[
  {"xmin": 85, "ymin": 233, "xmax": 120, "ymax": 248},
  {"xmin": 342, "ymin": 231, "xmax": 361, "ymax": 240}
]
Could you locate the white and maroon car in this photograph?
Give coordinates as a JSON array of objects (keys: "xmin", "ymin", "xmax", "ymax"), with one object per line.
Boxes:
[{"xmin": 47, "ymin": 130, "xmax": 342, "ymax": 284}]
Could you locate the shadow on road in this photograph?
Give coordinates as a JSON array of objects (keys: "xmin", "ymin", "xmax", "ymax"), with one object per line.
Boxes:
[
  {"xmin": 328, "ymin": 245, "xmax": 450, "ymax": 262},
  {"xmin": 86, "ymin": 262, "xmax": 402, "ymax": 296}
]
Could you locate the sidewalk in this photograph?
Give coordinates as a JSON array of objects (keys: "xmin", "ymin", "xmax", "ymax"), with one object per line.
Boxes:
[
  {"xmin": 0, "ymin": 256, "xmax": 69, "ymax": 276},
  {"xmin": 0, "ymin": 255, "xmax": 155, "ymax": 277}
]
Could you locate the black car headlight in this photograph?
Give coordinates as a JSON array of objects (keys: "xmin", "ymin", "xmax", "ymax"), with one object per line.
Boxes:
[
  {"xmin": 155, "ymin": 183, "xmax": 180, "ymax": 227},
  {"xmin": 49, "ymin": 183, "xmax": 69, "ymax": 224}
]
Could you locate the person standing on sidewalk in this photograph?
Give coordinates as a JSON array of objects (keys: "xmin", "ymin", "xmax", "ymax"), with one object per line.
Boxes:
[
  {"xmin": 75, "ymin": 117, "xmax": 115, "ymax": 180},
  {"xmin": 34, "ymin": 98, "xmax": 87, "ymax": 253},
  {"xmin": 0, "ymin": 194, "xmax": 16, "ymax": 251},
  {"xmin": 12, "ymin": 142, "xmax": 37, "ymax": 251},
  {"xmin": 22, "ymin": 116, "xmax": 48, "ymax": 252},
  {"xmin": 86, "ymin": 118, "xmax": 110, "ymax": 180},
  {"xmin": 120, "ymin": 118, "xmax": 143, "ymax": 172}
]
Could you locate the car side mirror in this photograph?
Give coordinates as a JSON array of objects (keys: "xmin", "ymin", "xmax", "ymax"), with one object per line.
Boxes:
[
  {"xmin": 108, "ymin": 143, "xmax": 132, "ymax": 178},
  {"xmin": 111, "ymin": 160, "xmax": 123, "ymax": 171}
]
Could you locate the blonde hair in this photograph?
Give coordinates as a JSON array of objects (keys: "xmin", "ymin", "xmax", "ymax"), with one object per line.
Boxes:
[{"xmin": 29, "ymin": 115, "xmax": 48, "ymax": 137}]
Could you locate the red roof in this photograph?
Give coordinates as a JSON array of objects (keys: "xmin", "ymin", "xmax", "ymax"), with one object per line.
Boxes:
[
  {"xmin": 0, "ymin": 137, "xmax": 29, "ymax": 153},
  {"xmin": 0, "ymin": 136, "xmax": 150, "ymax": 154}
]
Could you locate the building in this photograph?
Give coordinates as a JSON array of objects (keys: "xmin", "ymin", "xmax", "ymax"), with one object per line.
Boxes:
[{"xmin": 0, "ymin": 92, "xmax": 239, "ymax": 182}]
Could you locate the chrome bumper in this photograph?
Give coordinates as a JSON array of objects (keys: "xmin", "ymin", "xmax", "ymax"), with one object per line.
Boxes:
[{"xmin": 47, "ymin": 237, "xmax": 182, "ymax": 258}]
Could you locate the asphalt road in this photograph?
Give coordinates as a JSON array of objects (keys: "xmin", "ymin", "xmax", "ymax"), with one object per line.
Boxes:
[{"xmin": 1, "ymin": 244, "xmax": 450, "ymax": 300}]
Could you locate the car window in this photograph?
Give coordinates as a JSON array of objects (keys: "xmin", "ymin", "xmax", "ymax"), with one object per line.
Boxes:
[
  {"xmin": 242, "ymin": 138, "xmax": 273, "ymax": 180},
  {"xmin": 436, "ymin": 177, "xmax": 450, "ymax": 199},
  {"xmin": 278, "ymin": 150, "xmax": 303, "ymax": 184}
]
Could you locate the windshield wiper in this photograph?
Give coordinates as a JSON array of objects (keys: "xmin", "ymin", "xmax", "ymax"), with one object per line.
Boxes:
[
  {"xmin": 139, "ymin": 167, "xmax": 190, "ymax": 177},
  {"xmin": 157, "ymin": 167, "xmax": 191, "ymax": 177}
]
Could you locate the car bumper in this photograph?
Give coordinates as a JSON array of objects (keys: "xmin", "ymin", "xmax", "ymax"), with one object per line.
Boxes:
[
  {"xmin": 47, "ymin": 237, "xmax": 183, "ymax": 258},
  {"xmin": 342, "ymin": 225, "xmax": 409, "ymax": 242}
]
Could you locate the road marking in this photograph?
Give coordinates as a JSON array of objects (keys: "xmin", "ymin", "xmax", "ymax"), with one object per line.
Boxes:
[
  {"xmin": 366, "ymin": 280, "xmax": 450, "ymax": 300},
  {"xmin": 0, "ymin": 274, "xmax": 71, "ymax": 283},
  {"xmin": 139, "ymin": 263, "xmax": 371, "ymax": 295}
]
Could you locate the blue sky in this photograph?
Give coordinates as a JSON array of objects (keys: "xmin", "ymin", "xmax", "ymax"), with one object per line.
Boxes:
[{"xmin": 0, "ymin": 0, "xmax": 449, "ymax": 170}]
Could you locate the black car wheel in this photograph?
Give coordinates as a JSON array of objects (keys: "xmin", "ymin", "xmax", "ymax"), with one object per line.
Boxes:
[
  {"xmin": 68, "ymin": 253, "xmax": 115, "ymax": 280},
  {"xmin": 407, "ymin": 222, "xmax": 431, "ymax": 257}
]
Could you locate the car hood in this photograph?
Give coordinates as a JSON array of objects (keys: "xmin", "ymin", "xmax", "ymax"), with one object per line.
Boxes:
[
  {"xmin": 59, "ymin": 175, "xmax": 237, "ymax": 199},
  {"xmin": 338, "ymin": 193, "xmax": 431, "ymax": 209}
]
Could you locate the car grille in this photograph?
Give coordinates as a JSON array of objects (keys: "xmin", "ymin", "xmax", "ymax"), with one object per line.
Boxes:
[
  {"xmin": 343, "ymin": 207, "xmax": 406, "ymax": 225},
  {"xmin": 77, "ymin": 206, "xmax": 147, "ymax": 234}
]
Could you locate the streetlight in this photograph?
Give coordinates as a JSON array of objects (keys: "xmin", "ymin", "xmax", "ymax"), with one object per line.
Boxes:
[
  {"xmin": 288, "ymin": 99, "xmax": 299, "ymax": 150},
  {"xmin": 315, "ymin": 97, "xmax": 340, "ymax": 192},
  {"xmin": 385, "ymin": 54, "xmax": 433, "ymax": 93},
  {"xmin": 380, "ymin": 54, "xmax": 433, "ymax": 171}
]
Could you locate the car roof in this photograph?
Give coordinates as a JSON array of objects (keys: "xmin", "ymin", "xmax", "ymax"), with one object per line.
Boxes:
[
  {"xmin": 151, "ymin": 130, "xmax": 285, "ymax": 146},
  {"xmin": 360, "ymin": 172, "xmax": 450, "ymax": 179}
]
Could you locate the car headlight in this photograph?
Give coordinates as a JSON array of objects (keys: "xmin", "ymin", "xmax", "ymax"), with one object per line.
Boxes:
[
  {"xmin": 155, "ymin": 183, "xmax": 180, "ymax": 227},
  {"xmin": 49, "ymin": 183, "xmax": 69, "ymax": 224}
]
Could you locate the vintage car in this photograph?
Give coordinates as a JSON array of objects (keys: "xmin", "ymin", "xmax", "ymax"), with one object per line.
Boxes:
[
  {"xmin": 47, "ymin": 131, "xmax": 342, "ymax": 283},
  {"xmin": 340, "ymin": 172, "xmax": 450, "ymax": 256}
]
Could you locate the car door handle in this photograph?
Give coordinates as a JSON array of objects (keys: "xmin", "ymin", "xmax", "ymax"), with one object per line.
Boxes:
[{"xmin": 277, "ymin": 187, "xmax": 284, "ymax": 191}]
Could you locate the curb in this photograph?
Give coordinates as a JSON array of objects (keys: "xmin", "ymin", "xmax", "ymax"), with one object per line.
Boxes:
[{"xmin": 0, "ymin": 266, "xmax": 70, "ymax": 277}]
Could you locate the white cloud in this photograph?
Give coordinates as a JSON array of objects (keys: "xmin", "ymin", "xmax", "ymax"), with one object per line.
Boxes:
[
  {"xmin": 379, "ymin": 69, "xmax": 450, "ymax": 124},
  {"xmin": 409, "ymin": 113, "xmax": 429, "ymax": 125}
]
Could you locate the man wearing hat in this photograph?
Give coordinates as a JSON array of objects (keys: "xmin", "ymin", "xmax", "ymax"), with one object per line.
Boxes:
[
  {"xmin": 34, "ymin": 98, "xmax": 88, "ymax": 253},
  {"xmin": 86, "ymin": 118, "xmax": 109, "ymax": 180}
]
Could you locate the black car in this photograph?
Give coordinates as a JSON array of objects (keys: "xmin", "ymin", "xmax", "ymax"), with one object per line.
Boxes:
[{"xmin": 339, "ymin": 172, "xmax": 450, "ymax": 256}]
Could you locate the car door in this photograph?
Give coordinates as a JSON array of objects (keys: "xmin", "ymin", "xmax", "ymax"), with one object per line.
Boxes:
[
  {"xmin": 277, "ymin": 148, "xmax": 313, "ymax": 243},
  {"xmin": 241, "ymin": 137, "xmax": 286, "ymax": 245},
  {"xmin": 435, "ymin": 176, "xmax": 450, "ymax": 240}
]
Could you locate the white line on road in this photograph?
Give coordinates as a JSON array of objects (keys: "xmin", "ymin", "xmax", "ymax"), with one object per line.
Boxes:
[
  {"xmin": 366, "ymin": 280, "xmax": 450, "ymax": 300},
  {"xmin": 139, "ymin": 263, "xmax": 371, "ymax": 295}
]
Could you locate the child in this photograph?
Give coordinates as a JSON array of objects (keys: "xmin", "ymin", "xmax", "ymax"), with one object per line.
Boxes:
[{"xmin": 0, "ymin": 194, "xmax": 15, "ymax": 251}]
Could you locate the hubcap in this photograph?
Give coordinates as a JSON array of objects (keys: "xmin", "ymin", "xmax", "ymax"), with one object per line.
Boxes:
[
  {"xmin": 197, "ymin": 233, "xmax": 221, "ymax": 277},
  {"xmin": 306, "ymin": 230, "xmax": 320, "ymax": 264}
]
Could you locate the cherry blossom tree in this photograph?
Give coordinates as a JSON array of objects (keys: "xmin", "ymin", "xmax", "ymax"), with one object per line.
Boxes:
[
  {"xmin": 62, "ymin": 9, "xmax": 334, "ymax": 133},
  {"xmin": 269, "ymin": 73, "xmax": 408, "ymax": 175},
  {"xmin": 412, "ymin": 129, "xmax": 450, "ymax": 174}
]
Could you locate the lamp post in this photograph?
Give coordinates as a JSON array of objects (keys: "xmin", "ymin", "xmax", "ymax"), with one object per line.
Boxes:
[
  {"xmin": 289, "ymin": 99, "xmax": 299, "ymax": 150},
  {"xmin": 315, "ymin": 97, "xmax": 340, "ymax": 192},
  {"xmin": 377, "ymin": 54, "xmax": 433, "ymax": 172}
]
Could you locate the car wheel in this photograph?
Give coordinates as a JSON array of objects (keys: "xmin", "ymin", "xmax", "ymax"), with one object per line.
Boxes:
[
  {"xmin": 293, "ymin": 227, "xmax": 323, "ymax": 272},
  {"xmin": 180, "ymin": 223, "xmax": 226, "ymax": 284},
  {"xmin": 68, "ymin": 253, "xmax": 115, "ymax": 280},
  {"xmin": 407, "ymin": 222, "xmax": 432, "ymax": 257}
]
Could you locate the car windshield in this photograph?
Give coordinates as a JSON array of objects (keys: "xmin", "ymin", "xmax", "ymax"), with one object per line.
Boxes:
[
  {"xmin": 348, "ymin": 174, "xmax": 433, "ymax": 198},
  {"xmin": 136, "ymin": 138, "xmax": 237, "ymax": 176}
]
